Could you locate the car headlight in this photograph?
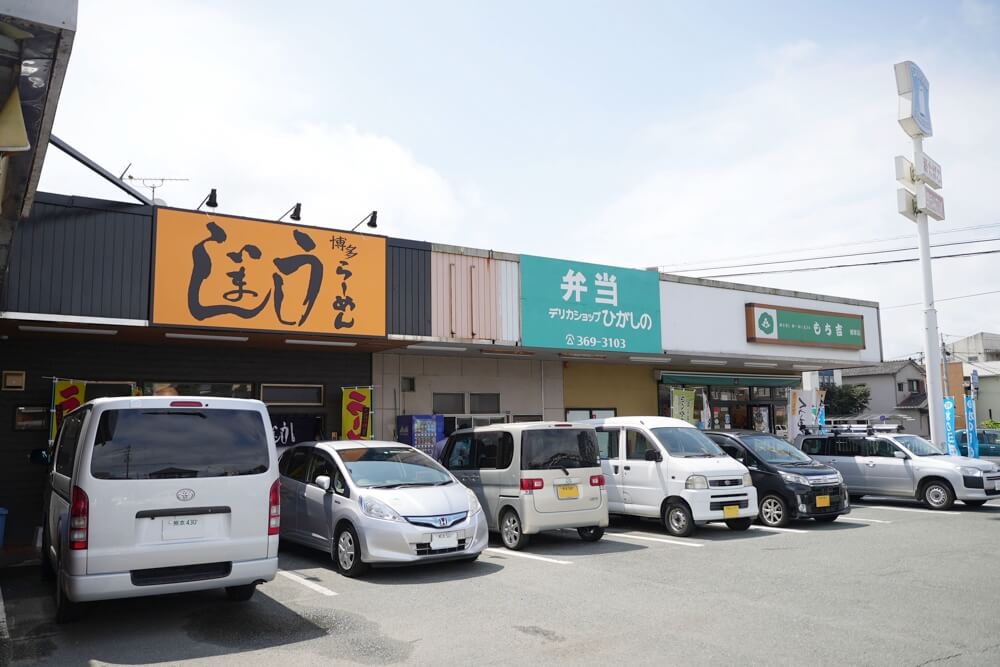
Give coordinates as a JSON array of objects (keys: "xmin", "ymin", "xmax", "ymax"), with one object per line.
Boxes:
[
  {"xmin": 960, "ymin": 466, "xmax": 984, "ymax": 477},
  {"xmin": 779, "ymin": 471, "xmax": 811, "ymax": 486},
  {"xmin": 833, "ymin": 470, "xmax": 844, "ymax": 484},
  {"xmin": 360, "ymin": 496, "xmax": 404, "ymax": 522},
  {"xmin": 466, "ymin": 489, "xmax": 482, "ymax": 515},
  {"xmin": 685, "ymin": 475, "xmax": 709, "ymax": 490},
  {"xmin": 742, "ymin": 472, "xmax": 753, "ymax": 487}
]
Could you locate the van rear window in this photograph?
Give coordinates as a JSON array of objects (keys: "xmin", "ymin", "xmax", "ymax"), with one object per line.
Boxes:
[
  {"xmin": 521, "ymin": 429, "xmax": 599, "ymax": 471},
  {"xmin": 90, "ymin": 409, "xmax": 270, "ymax": 480}
]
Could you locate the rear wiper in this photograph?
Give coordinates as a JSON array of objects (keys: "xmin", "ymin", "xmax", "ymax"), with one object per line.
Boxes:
[{"xmin": 685, "ymin": 453, "xmax": 714, "ymax": 458}]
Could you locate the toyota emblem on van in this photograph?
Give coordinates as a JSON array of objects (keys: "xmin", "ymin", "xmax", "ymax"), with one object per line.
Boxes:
[{"xmin": 176, "ymin": 488, "xmax": 196, "ymax": 502}]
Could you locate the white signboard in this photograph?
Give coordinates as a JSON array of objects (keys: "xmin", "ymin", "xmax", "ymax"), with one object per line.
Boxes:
[
  {"xmin": 917, "ymin": 153, "xmax": 943, "ymax": 189},
  {"xmin": 917, "ymin": 187, "xmax": 945, "ymax": 221}
]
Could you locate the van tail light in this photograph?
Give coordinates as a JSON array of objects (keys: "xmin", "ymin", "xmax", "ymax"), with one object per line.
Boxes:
[
  {"xmin": 268, "ymin": 480, "xmax": 281, "ymax": 535},
  {"xmin": 69, "ymin": 486, "xmax": 89, "ymax": 550},
  {"xmin": 590, "ymin": 474, "xmax": 605, "ymax": 488},
  {"xmin": 170, "ymin": 400, "xmax": 203, "ymax": 407},
  {"xmin": 520, "ymin": 478, "xmax": 544, "ymax": 492}
]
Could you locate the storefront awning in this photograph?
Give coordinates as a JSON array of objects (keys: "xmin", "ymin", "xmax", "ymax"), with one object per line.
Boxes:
[{"xmin": 658, "ymin": 372, "xmax": 801, "ymax": 388}]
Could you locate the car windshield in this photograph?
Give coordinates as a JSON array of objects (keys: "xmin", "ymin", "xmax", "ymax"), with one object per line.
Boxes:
[
  {"xmin": 522, "ymin": 429, "xmax": 599, "ymax": 470},
  {"xmin": 338, "ymin": 447, "xmax": 452, "ymax": 488},
  {"xmin": 740, "ymin": 434, "xmax": 812, "ymax": 464},
  {"xmin": 650, "ymin": 427, "xmax": 726, "ymax": 457},
  {"xmin": 893, "ymin": 435, "xmax": 945, "ymax": 456}
]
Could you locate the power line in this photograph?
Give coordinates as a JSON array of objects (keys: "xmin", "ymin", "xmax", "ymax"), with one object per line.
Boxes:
[
  {"xmin": 703, "ymin": 247, "xmax": 1000, "ymax": 279},
  {"xmin": 883, "ymin": 288, "xmax": 1000, "ymax": 310},
  {"xmin": 657, "ymin": 222, "xmax": 1000, "ymax": 272},
  {"xmin": 671, "ymin": 236, "xmax": 1000, "ymax": 274}
]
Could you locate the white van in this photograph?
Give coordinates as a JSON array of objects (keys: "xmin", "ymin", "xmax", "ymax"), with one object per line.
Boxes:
[
  {"xmin": 440, "ymin": 422, "xmax": 609, "ymax": 549},
  {"xmin": 581, "ymin": 417, "xmax": 758, "ymax": 537},
  {"xmin": 41, "ymin": 396, "xmax": 280, "ymax": 622}
]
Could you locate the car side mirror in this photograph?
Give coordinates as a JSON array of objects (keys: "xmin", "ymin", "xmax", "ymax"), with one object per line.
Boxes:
[
  {"xmin": 314, "ymin": 475, "xmax": 332, "ymax": 491},
  {"xmin": 29, "ymin": 448, "xmax": 51, "ymax": 466},
  {"xmin": 893, "ymin": 451, "xmax": 907, "ymax": 459},
  {"xmin": 645, "ymin": 449, "xmax": 663, "ymax": 462}
]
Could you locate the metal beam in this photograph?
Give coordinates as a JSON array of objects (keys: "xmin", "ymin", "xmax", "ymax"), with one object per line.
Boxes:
[{"xmin": 49, "ymin": 135, "xmax": 153, "ymax": 206}]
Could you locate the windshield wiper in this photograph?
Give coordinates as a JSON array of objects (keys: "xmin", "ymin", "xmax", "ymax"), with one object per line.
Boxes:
[{"xmin": 684, "ymin": 453, "xmax": 715, "ymax": 458}]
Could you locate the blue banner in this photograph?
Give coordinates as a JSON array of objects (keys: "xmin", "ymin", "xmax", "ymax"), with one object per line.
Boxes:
[
  {"xmin": 964, "ymin": 396, "xmax": 979, "ymax": 458},
  {"xmin": 942, "ymin": 396, "xmax": 959, "ymax": 456}
]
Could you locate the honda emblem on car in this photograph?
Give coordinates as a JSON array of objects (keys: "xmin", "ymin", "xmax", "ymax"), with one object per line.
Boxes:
[
  {"xmin": 437, "ymin": 516, "xmax": 448, "ymax": 528},
  {"xmin": 176, "ymin": 488, "xmax": 196, "ymax": 502}
]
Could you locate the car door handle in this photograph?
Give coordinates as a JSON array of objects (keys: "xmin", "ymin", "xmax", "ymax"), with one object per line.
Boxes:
[
  {"xmin": 624, "ymin": 465, "xmax": 631, "ymax": 471},
  {"xmin": 865, "ymin": 462, "xmax": 876, "ymax": 467}
]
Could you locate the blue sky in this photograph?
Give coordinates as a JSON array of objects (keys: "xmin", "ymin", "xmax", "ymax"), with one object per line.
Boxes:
[{"xmin": 41, "ymin": 1, "xmax": 1000, "ymax": 358}]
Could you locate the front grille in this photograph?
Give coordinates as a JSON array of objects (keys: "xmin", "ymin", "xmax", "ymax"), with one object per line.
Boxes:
[
  {"xmin": 807, "ymin": 474, "xmax": 841, "ymax": 486},
  {"xmin": 964, "ymin": 475, "xmax": 985, "ymax": 489},
  {"xmin": 710, "ymin": 500, "xmax": 749, "ymax": 511},
  {"xmin": 131, "ymin": 561, "xmax": 231, "ymax": 587},
  {"xmin": 414, "ymin": 538, "xmax": 468, "ymax": 556},
  {"xmin": 709, "ymin": 478, "xmax": 742, "ymax": 488},
  {"xmin": 404, "ymin": 512, "xmax": 468, "ymax": 529}
]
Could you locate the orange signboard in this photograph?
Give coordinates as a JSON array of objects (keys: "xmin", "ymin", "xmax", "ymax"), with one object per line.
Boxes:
[{"xmin": 152, "ymin": 209, "xmax": 386, "ymax": 336}]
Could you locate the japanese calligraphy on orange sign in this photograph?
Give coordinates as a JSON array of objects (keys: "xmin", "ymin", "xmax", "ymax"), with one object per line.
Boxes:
[
  {"xmin": 341, "ymin": 386, "xmax": 373, "ymax": 440},
  {"xmin": 152, "ymin": 209, "xmax": 386, "ymax": 336},
  {"xmin": 50, "ymin": 379, "xmax": 85, "ymax": 443}
]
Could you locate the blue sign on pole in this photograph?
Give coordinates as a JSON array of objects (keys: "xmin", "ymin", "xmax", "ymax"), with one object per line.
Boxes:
[
  {"xmin": 942, "ymin": 396, "xmax": 959, "ymax": 456},
  {"xmin": 964, "ymin": 396, "xmax": 979, "ymax": 458}
]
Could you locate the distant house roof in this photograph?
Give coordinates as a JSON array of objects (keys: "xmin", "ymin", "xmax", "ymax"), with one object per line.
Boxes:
[
  {"xmin": 841, "ymin": 360, "xmax": 923, "ymax": 378},
  {"xmin": 896, "ymin": 392, "xmax": 928, "ymax": 410}
]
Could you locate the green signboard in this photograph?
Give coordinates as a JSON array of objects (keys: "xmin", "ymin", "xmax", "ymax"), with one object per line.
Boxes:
[
  {"xmin": 520, "ymin": 255, "xmax": 662, "ymax": 353},
  {"xmin": 745, "ymin": 303, "xmax": 865, "ymax": 350}
]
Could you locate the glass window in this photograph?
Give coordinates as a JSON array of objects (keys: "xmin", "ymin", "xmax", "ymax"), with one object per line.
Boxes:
[
  {"xmin": 55, "ymin": 411, "xmax": 85, "ymax": 477},
  {"xmin": 897, "ymin": 382, "xmax": 905, "ymax": 392},
  {"xmin": 91, "ymin": 408, "xmax": 270, "ymax": 480},
  {"xmin": 338, "ymin": 446, "xmax": 452, "ymax": 487},
  {"xmin": 470, "ymin": 393, "xmax": 500, "ymax": 414},
  {"xmin": 475, "ymin": 432, "xmax": 502, "ymax": 468},
  {"xmin": 444, "ymin": 434, "xmax": 474, "ymax": 470},
  {"xmin": 892, "ymin": 435, "xmax": 943, "ymax": 456},
  {"xmin": 907, "ymin": 379, "xmax": 921, "ymax": 393},
  {"xmin": 595, "ymin": 428, "xmax": 620, "ymax": 460},
  {"xmin": 260, "ymin": 384, "xmax": 323, "ymax": 406},
  {"xmin": 625, "ymin": 430, "xmax": 656, "ymax": 460},
  {"xmin": 751, "ymin": 387, "xmax": 772, "ymax": 399},
  {"xmin": 801, "ymin": 438, "xmax": 826, "ymax": 455},
  {"xmin": 832, "ymin": 437, "xmax": 864, "ymax": 457},
  {"xmin": 773, "ymin": 387, "xmax": 790, "ymax": 399},
  {"xmin": 720, "ymin": 444, "xmax": 745, "ymax": 462},
  {"xmin": 333, "ymin": 468, "xmax": 348, "ymax": 495},
  {"xmin": 741, "ymin": 434, "xmax": 812, "ymax": 463},
  {"xmin": 142, "ymin": 382, "xmax": 253, "ymax": 398},
  {"xmin": 433, "ymin": 393, "xmax": 465, "ymax": 414},
  {"xmin": 867, "ymin": 440, "xmax": 898, "ymax": 458},
  {"xmin": 513, "ymin": 415, "xmax": 543, "ymax": 423},
  {"xmin": 650, "ymin": 427, "xmax": 726, "ymax": 457},
  {"xmin": 14, "ymin": 406, "xmax": 48, "ymax": 431},
  {"xmin": 958, "ymin": 432, "xmax": 968, "ymax": 445},
  {"xmin": 521, "ymin": 429, "xmax": 599, "ymax": 470},
  {"xmin": 309, "ymin": 451, "xmax": 335, "ymax": 484}
]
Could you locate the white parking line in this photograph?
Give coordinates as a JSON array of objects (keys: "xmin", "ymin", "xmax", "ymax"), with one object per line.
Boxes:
[
  {"xmin": 837, "ymin": 516, "xmax": 892, "ymax": 524},
  {"xmin": 752, "ymin": 525, "xmax": 808, "ymax": 534},
  {"xmin": 607, "ymin": 532, "xmax": 705, "ymax": 548},
  {"xmin": 277, "ymin": 569, "xmax": 338, "ymax": 596},
  {"xmin": 484, "ymin": 548, "xmax": 572, "ymax": 565},
  {"xmin": 853, "ymin": 504, "xmax": 963, "ymax": 516}
]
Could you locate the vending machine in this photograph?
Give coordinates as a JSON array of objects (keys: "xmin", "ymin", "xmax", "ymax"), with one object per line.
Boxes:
[{"xmin": 396, "ymin": 414, "xmax": 445, "ymax": 456}]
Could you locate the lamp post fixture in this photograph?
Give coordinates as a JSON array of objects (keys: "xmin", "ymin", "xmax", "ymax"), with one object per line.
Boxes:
[{"xmin": 351, "ymin": 210, "xmax": 378, "ymax": 232}]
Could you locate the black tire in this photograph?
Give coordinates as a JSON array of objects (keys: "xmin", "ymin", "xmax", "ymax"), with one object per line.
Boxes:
[
  {"xmin": 225, "ymin": 584, "xmax": 257, "ymax": 602},
  {"xmin": 921, "ymin": 479, "xmax": 955, "ymax": 510},
  {"xmin": 725, "ymin": 517, "xmax": 753, "ymax": 531},
  {"xmin": 40, "ymin": 527, "xmax": 56, "ymax": 581},
  {"xmin": 54, "ymin": 570, "xmax": 80, "ymax": 624},
  {"xmin": 334, "ymin": 524, "xmax": 369, "ymax": 577},
  {"xmin": 662, "ymin": 502, "xmax": 695, "ymax": 538},
  {"xmin": 758, "ymin": 494, "xmax": 791, "ymax": 528},
  {"xmin": 814, "ymin": 515, "xmax": 839, "ymax": 523},
  {"xmin": 963, "ymin": 500, "xmax": 987, "ymax": 508},
  {"xmin": 500, "ymin": 509, "xmax": 530, "ymax": 550},
  {"xmin": 577, "ymin": 526, "xmax": 605, "ymax": 542}
]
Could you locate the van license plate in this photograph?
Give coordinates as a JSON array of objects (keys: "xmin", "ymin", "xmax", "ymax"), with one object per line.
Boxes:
[
  {"xmin": 162, "ymin": 517, "xmax": 204, "ymax": 540},
  {"xmin": 557, "ymin": 484, "xmax": 579, "ymax": 500},
  {"xmin": 816, "ymin": 495, "xmax": 831, "ymax": 508},
  {"xmin": 430, "ymin": 532, "xmax": 458, "ymax": 550},
  {"xmin": 723, "ymin": 505, "xmax": 739, "ymax": 519}
]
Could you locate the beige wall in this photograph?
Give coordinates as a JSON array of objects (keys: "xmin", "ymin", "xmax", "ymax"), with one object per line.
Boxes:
[
  {"xmin": 372, "ymin": 353, "xmax": 564, "ymax": 439},
  {"xmin": 562, "ymin": 362, "xmax": 658, "ymax": 417}
]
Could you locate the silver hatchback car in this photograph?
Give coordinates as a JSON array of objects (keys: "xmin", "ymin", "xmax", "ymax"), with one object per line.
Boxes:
[{"xmin": 278, "ymin": 441, "xmax": 489, "ymax": 576}]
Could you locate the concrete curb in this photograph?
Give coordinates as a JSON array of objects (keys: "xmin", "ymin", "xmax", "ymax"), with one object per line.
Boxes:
[{"xmin": 0, "ymin": 578, "xmax": 11, "ymax": 667}]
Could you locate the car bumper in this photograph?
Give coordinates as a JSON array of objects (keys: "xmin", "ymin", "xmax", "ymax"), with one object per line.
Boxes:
[
  {"xmin": 66, "ymin": 557, "xmax": 278, "ymax": 602},
  {"xmin": 520, "ymin": 503, "xmax": 609, "ymax": 535},
  {"xmin": 358, "ymin": 510, "xmax": 489, "ymax": 565},
  {"xmin": 791, "ymin": 485, "xmax": 851, "ymax": 518},
  {"xmin": 685, "ymin": 487, "xmax": 759, "ymax": 523}
]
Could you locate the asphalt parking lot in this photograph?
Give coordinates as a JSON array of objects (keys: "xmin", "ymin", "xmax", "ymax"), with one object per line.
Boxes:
[{"xmin": 3, "ymin": 498, "xmax": 1000, "ymax": 666}]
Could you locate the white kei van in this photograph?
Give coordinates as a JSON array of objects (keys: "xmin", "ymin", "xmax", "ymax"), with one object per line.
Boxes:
[
  {"xmin": 440, "ymin": 422, "xmax": 609, "ymax": 549},
  {"xmin": 581, "ymin": 417, "xmax": 758, "ymax": 537},
  {"xmin": 41, "ymin": 396, "xmax": 280, "ymax": 622}
]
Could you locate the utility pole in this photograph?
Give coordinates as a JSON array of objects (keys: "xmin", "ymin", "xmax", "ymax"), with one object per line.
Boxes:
[{"xmin": 894, "ymin": 61, "xmax": 946, "ymax": 446}]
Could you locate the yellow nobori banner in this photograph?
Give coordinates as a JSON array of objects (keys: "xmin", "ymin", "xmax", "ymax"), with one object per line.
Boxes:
[{"xmin": 342, "ymin": 386, "xmax": 374, "ymax": 440}]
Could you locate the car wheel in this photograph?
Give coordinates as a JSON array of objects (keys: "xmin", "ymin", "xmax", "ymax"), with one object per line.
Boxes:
[
  {"xmin": 758, "ymin": 494, "xmax": 790, "ymax": 528},
  {"xmin": 225, "ymin": 584, "xmax": 257, "ymax": 602},
  {"xmin": 725, "ymin": 517, "xmax": 752, "ymax": 531},
  {"xmin": 662, "ymin": 502, "xmax": 695, "ymax": 537},
  {"xmin": 40, "ymin": 526, "xmax": 55, "ymax": 581},
  {"xmin": 334, "ymin": 524, "xmax": 369, "ymax": 577},
  {"xmin": 963, "ymin": 500, "xmax": 987, "ymax": 508},
  {"xmin": 577, "ymin": 526, "xmax": 605, "ymax": 542},
  {"xmin": 922, "ymin": 480, "xmax": 955, "ymax": 510},
  {"xmin": 54, "ymin": 569, "xmax": 79, "ymax": 624},
  {"xmin": 500, "ymin": 509, "xmax": 530, "ymax": 550},
  {"xmin": 814, "ymin": 515, "xmax": 838, "ymax": 523}
]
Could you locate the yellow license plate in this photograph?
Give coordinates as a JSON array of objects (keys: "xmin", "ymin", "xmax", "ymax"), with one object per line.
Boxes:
[
  {"xmin": 556, "ymin": 484, "xmax": 579, "ymax": 500},
  {"xmin": 816, "ymin": 495, "xmax": 831, "ymax": 508},
  {"xmin": 723, "ymin": 505, "xmax": 740, "ymax": 519}
]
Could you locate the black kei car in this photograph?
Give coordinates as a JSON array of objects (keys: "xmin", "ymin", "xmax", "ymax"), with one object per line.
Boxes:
[{"xmin": 706, "ymin": 431, "xmax": 851, "ymax": 527}]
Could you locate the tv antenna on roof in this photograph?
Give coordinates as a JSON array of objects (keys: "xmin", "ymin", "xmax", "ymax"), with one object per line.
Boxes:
[{"xmin": 119, "ymin": 164, "xmax": 188, "ymax": 204}]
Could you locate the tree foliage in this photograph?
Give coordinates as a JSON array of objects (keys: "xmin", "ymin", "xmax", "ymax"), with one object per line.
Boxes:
[
  {"xmin": 823, "ymin": 384, "xmax": 871, "ymax": 417},
  {"xmin": 980, "ymin": 419, "xmax": 1000, "ymax": 430}
]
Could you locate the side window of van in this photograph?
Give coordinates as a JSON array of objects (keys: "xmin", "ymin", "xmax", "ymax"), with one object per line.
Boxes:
[
  {"xmin": 444, "ymin": 435, "xmax": 474, "ymax": 470},
  {"xmin": 867, "ymin": 440, "xmax": 897, "ymax": 458},
  {"xmin": 55, "ymin": 412, "xmax": 85, "ymax": 477},
  {"xmin": 284, "ymin": 449, "xmax": 310, "ymax": 482},
  {"xmin": 473, "ymin": 432, "xmax": 514, "ymax": 469},
  {"xmin": 958, "ymin": 432, "xmax": 968, "ymax": 445},
  {"xmin": 595, "ymin": 429, "xmax": 620, "ymax": 460},
  {"xmin": 833, "ymin": 438, "xmax": 863, "ymax": 457},
  {"xmin": 801, "ymin": 438, "xmax": 826, "ymax": 455},
  {"xmin": 625, "ymin": 430, "xmax": 655, "ymax": 460}
]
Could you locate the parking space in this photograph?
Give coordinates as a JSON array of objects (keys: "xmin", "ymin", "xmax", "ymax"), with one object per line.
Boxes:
[{"xmin": 4, "ymin": 500, "xmax": 1000, "ymax": 665}]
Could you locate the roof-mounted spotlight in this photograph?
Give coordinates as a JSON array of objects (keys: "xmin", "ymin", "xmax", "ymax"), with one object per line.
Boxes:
[
  {"xmin": 350, "ymin": 210, "xmax": 377, "ymax": 232},
  {"xmin": 278, "ymin": 203, "xmax": 302, "ymax": 222},
  {"xmin": 197, "ymin": 188, "xmax": 218, "ymax": 210}
]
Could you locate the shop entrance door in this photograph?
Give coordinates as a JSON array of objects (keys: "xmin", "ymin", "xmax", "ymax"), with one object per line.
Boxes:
[{"xmin": 750, "ymin": 405, "xmax": 772, "ymax": 433}]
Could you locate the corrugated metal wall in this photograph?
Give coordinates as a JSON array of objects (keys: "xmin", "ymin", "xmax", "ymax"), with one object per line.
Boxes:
[
  {"xmin": 387, "ymin": 238, "xmax": 432, "ymax": 336},
  {"xmin": 3, "ymin": 193, "xmax": 153, "ymax": 319},
  {"xmin": 431, "ymin": 249, "xmax": 519, "ymax": 342}
]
